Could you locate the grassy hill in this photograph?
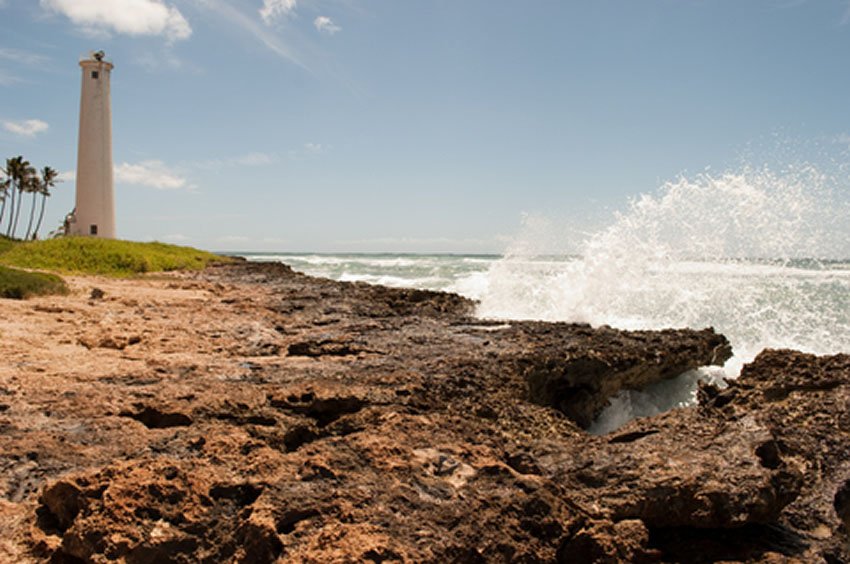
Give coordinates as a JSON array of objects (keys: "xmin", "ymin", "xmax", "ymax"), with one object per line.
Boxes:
[{"xmin": 0, "ymin": 237, "xmax": 232, "ymax": 298}]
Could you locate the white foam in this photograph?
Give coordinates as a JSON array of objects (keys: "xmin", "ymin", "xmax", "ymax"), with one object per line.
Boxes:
[{"xmin": 476, "ymin": 164, "xmax": 850, "ymax": 431}]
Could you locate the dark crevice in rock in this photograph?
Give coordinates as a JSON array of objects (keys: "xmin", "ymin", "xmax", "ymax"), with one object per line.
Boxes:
[
  {"xmin": 287, "ymin": 339, "xmax": 367, "ymax": 358},
  {"xmin": 270, "ymin": 394, "xmax": 366, "ymax": 427},
  {"xmin": 276, "ymin": 508, "xmax": 320, "ymax": 534},
  {"xmin": 362, "ymin": 548, "xmax": 404, "ymax": 563},
  {"xmin": 647, "ymin": 523, "xmax": 808, "ymax": 563},
  {"xmin": 211, "ymin": 411, "xmax": 278, "ymax": 427},
  {"xmin": 607, "ymin": 429, "xmax": 660, "ymax": 444},
  {"xmin": 46, "ymin": 550, "xmax": 87, "ymax": 564},
  {"xmin": 282, "ymin": 425, "xmax": 320, "ymax": 452},
  {"xmin": 305, "ymin": 397, "xmax": 366, "ymax": 427},
  {"xmin": 209, "ymin": 483, "xmax": 262, "ymax": 507},
  {"xmin": 835, "ymin": 479, "xmax": 850, "ymax": 528},
  {"xmin": 504, "ymin": 452, "xmax": 543, "ymax": 476},
  {"xmin": 755, "ymin": 439, "xmax": 782, "ymax": 470},
  {"xmin": 519, "ymin": 328, "xmax": 732, "ymax": 428},
  {"xmin": 38, "ymin": 481, "xmax": 83, "ymax": 532},
  {"xmin": 762, "ymin": 380, "xmax": 842, "ymax": 402},
  {"xmin": 119, "ymin": 405, "xmax": 192, "ymax": 429}
]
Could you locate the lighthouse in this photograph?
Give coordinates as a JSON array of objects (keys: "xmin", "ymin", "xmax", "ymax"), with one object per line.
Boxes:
[{"xmin": 70, "ymin": 51, "xmax": 115, "ymax": 238}]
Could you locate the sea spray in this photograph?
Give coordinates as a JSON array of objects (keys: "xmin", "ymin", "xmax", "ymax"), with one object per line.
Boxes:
[
  {"xmin": 475, "ymin": 164, "xmax": 850, "ymax": 432},
  {"xmin": 243, "ymin": 164, "xmax": 848, "ymax": 432}
]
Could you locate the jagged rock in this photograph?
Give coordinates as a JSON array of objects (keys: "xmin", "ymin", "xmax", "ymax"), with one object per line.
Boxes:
[
  {"xmin": 509, "ymin": 323, "xmax": 732, "ymax": 427},
  {"xmin": 0, "ymin": 262, "xmax": 845, "ymax": 562},
  {"xmin": 700, "ymin": 350, "xmax": 850, "ymax": 561}
]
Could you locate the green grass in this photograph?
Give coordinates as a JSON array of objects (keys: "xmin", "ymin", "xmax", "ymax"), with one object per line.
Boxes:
[
  {"xmin": 0, "ymin": 237, "xmax": 232, "ymax": 277},
  {"xmin": 0, "ymin": 235, "xmax": 19, "ymax": 255},
  {"xmin": 0, "ymin": 265, "xmax": 68, "ymax": 299}
]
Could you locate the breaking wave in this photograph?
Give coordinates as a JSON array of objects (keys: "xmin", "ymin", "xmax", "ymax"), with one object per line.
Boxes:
[{"xmin": 474, "ymin": 164, "xmax": 850, "ymax": 432}]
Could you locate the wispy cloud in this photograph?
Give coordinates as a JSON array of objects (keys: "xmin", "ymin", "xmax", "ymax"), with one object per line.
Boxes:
[
  {"xmin": 843, "ymin": 2, "xmax": 850, "ymax": 25},
  {"xmin": 193, "ymin": 0, "xmax": 305, "ymax": 68},
  {"xmin": 234, "ymin": 152, "xmax": 276, "ymax": 166},
  {"xmin": 40, "ymin": 0, "xmax": 192, "ymax": 42},
  {"xmin": 3, "ymin": 118, "xmax": 49, "ymax": 137},
  {"xmin": 313, "ymin": 16, "xmax": 341, "ymax": 35},
  {"xmin": 136, "ymin": 50, "xmax": 186, "ymax": 71},
  {"xmin": 161, "ymin": 233, "xmax": 188, "ymax": 242},
  {"xmin": 0, "ymin": 70, "xmax": 22, "ymax": 86},
  {"xmin": 190, "ymin": 151, "xmax": 277, "ymax": 170},
  {"xmin": 0, "ymin": 48, "xmax": 50, "ymax": 66},
  {"xmin": 0, "ymin": 49, "xmax": 50, "ymax": 87},
  {"xmin": 286, "ymin": 142, "xmax": 331, "ymax": 160},
  {"xmin": 115, "ymin": 160, "xmax": 187, "ymax": 189},
  {"xmin": 303, "ymin": 142, "xmax": 326, "ymax": 154},
  {"xmin": 217, "ymin": 234, "xmax": 250, "ymax": 243},
  {"xmin": 260, "ymin": 0, "xmax": 297, "ymax": 25}
]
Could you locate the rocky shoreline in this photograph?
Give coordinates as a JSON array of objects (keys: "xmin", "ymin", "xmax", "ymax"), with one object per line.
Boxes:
[{"xmin": 1, "ymin": 261, "xmax": 848, "ymax": 562}]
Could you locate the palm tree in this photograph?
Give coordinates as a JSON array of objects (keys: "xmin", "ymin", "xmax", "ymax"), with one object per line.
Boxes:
[
  {"xmin": 4, "ymin": 156, "xmax": 24, "ymax": 238},
  {"xmin": 31, "ymin": 166, "xmax": 59, "ymax": 240},
  {"xmin": 24, "ymin": 172, "xmax": 41, "ymax": 240},
  {"xmin": 0, "ymin": 164, "xmax": 9, "ymax": 230},
  {"xmin": 3, "ymin": 157, "xmax": 22, "ymax": 237},
  {"xmin": 10, "ymin": 159, "xmax": 34, "ymax": 239}
]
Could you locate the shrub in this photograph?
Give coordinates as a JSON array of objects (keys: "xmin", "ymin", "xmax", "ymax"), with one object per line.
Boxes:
[{"xmin": 0, "ymin": 265, "xmax": 68, "ymax": 299}]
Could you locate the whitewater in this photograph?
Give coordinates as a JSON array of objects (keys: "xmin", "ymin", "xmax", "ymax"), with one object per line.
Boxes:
[{"xmin": 243, "ymin": 164, "xmax": 850, "ymax": 432}]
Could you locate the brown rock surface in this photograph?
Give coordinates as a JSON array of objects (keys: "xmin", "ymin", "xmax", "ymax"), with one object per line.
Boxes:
[{"xmin": 0, "ymin": 261, "xmax": 845, "ymax": 562}]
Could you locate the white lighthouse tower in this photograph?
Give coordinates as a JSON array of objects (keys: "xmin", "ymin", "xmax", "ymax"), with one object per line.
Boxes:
[{"xmin": 70, "ymin": 51, "xmax": 115, "ymax": 238}]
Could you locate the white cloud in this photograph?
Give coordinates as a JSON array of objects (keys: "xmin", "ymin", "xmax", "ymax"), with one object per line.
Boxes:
[
  {"xmin": 161, "ymin": 233, "xmax": 188, "ymax": 242},
  {"xmin": 0, "ymin": 48, "xmax": 50, "ymax": 66},
  {"xmin": 0, "ymin": 70, "xmax": 22, "ymax": 86},
  {"xmin": 115, "ymin": 160, "xmax": 187, "ymax": 189},
  {"xmin": 218, "ymin": 235, "xmax": 250, "ymax": 243},
  {"xmin": 40, "ymin": 0, "xmax": 192, "ymax": 42},
  {"xmin": 195, "ymin": 0, "xmax": 304, "ymax": 67},
  {"xmin": 260, "ymin": 0, "xmax": 296, "ymax": 25},
  {"xmin": 313, "ymin": 16, "xmax": 340, "ymax": 35},
  {"xmin": 3, "ymin": 119, "xmax": 49, "ymax": 137},
  {"xmin": 58, "ymin": 170, "xmax": 76, "ymax": 183},
  {"xmin": 235, "ymin": 152, "xmax": 275, "ymax": 166},
  {"xmin": 191, "ymin": 152, "xmax": 276, "ymax": 170},
  {"xmin": 303, "ymin": 142, "xmax": 325, "ymax": 154}
]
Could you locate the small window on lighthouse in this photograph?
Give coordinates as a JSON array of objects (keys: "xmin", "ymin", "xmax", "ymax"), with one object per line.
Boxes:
[
  {"xmin": 91, "ymin": 71, "xmax": 99, "ymax": 79},
  {"xmin": 90, "ymin": 225, "xmax": 98, "ymax": 235}
]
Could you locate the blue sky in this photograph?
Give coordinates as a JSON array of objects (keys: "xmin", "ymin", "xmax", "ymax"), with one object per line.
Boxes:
[{"xmin": 1, "ymin": 0, "xmax": 850, "ymax": 253}]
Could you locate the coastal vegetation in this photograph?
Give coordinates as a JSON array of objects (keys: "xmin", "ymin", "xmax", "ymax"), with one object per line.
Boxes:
[
  {"xmin": 0, "ymin": 238, "xmax": 230, "ymax": 277},
  {"xmin": 0, "ymin": 264, "xmax": 68, "ymax": 299},
  {"xmin": 0, "ymin": 237, "xmax": 230, "ymax": 298},
  {"xmin": 1, "ymin": 156, "xmax": 60, "ymax": 241}
]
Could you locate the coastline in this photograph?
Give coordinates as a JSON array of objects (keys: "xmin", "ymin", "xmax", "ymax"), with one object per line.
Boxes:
[{"xmin": 1, "ymin": 261, "xmax": 848, "ymax": 562}]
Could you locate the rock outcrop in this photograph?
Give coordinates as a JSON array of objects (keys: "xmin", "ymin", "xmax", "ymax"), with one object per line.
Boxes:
[{"xmin": 0, "ymin": 261, "xmax": 846, "ymax": 562}]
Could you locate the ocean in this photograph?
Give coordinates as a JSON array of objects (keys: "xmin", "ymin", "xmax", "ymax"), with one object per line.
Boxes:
[{"xmin": 240, "ymin": 164, "xmax": 850, "ymax": 432}]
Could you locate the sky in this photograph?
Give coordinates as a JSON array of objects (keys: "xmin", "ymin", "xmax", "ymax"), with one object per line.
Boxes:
[{"xmin": 1, "ymin": 0, "xmax": 850, "ymax": 253}]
